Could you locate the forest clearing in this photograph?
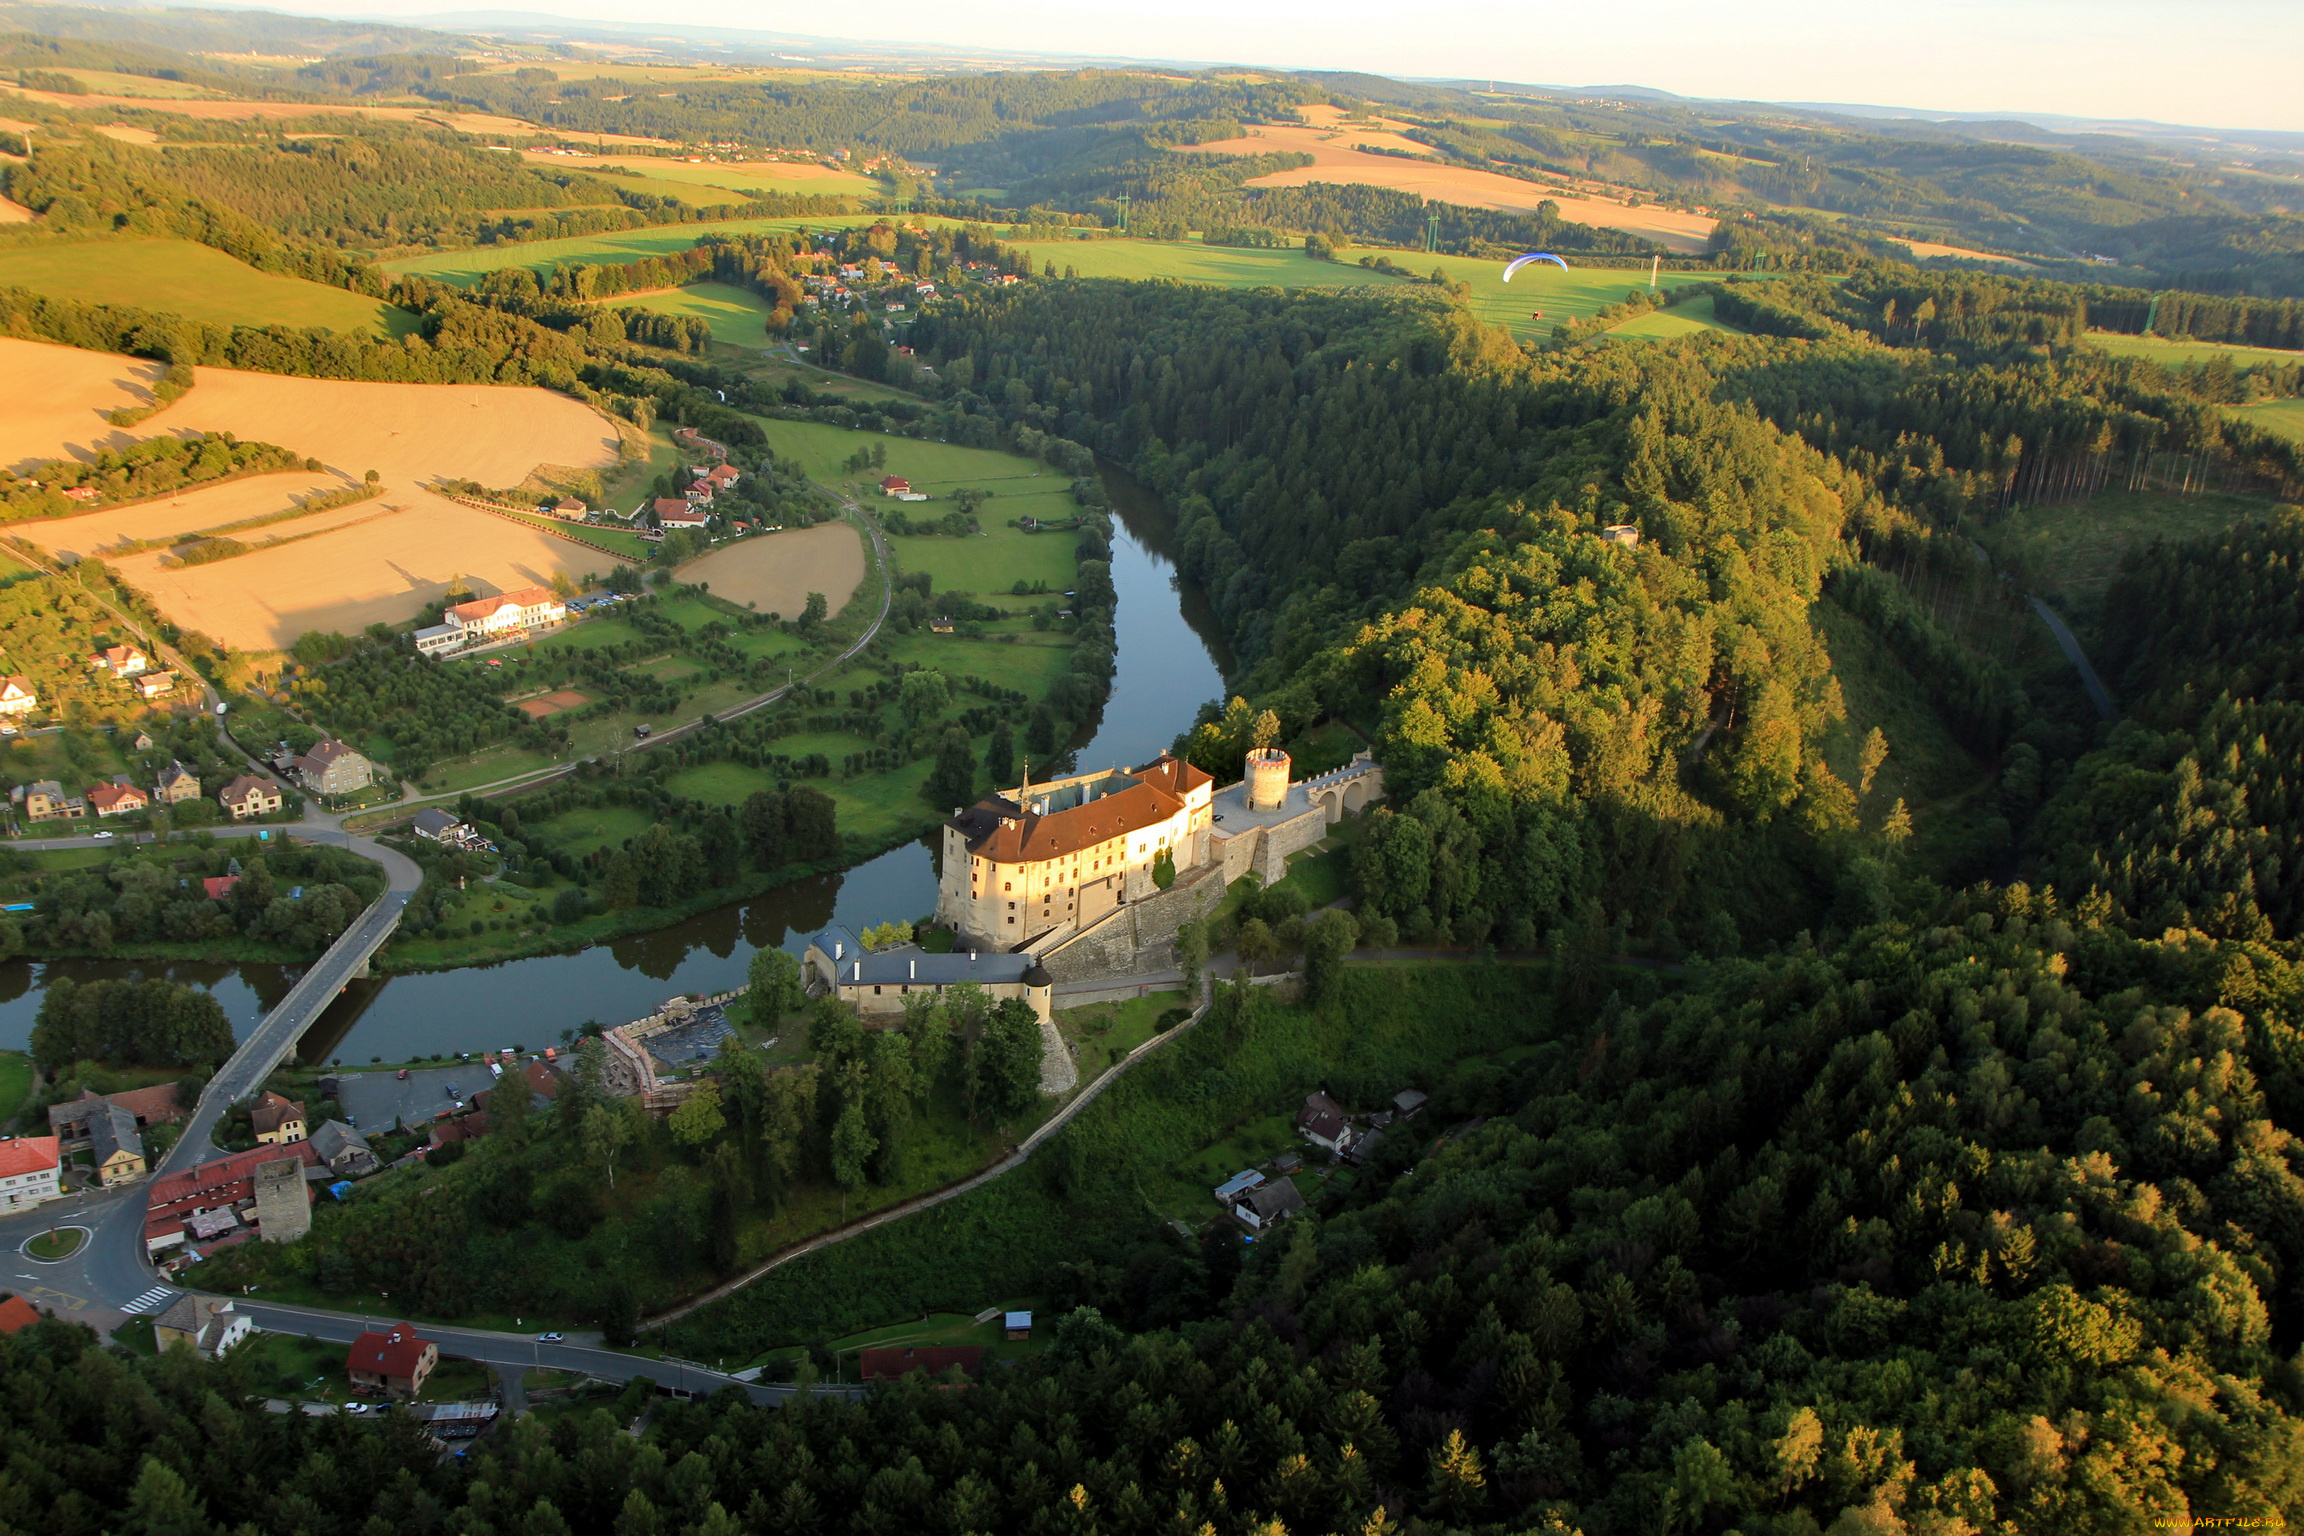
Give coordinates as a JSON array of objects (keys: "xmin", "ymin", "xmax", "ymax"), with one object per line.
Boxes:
[
  {"xmin": 673, "ymin": 522, "xmax": 865, "ymax": 615},
  {"xmin": 516, "ymin": 149, "xmax": 875, "ymax": 202}
]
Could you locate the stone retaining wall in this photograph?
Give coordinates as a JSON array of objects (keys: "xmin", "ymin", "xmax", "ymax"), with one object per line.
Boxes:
[{"xmin": 1039, "ymin": 862, "xmax": 1229, "ymax": 983}]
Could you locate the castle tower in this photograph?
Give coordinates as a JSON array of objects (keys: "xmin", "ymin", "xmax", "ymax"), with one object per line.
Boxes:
[{"xmin": 1245, "ymin": 748, "xmax": 1290, "ymax": 812}]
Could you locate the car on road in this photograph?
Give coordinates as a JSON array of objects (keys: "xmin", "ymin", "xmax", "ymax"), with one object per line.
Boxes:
[
  {"xmin": 346, "ymin": 1403, "xmax": 370, "ymax": 1414},
  {"xmin": 396, "ymin": 1069, "xmax": 409, "ymax": 1080},
  {"xmin": 537, "ymin": 1332, "xmax": 564, "ymax": 1343},
  {"xmin": 92, "ymin": 830, "xmax": 113, "ymax": 840},
  {"xmin": 446, "ymin": 1083, "xmax": 459, "ymax": 1097}
]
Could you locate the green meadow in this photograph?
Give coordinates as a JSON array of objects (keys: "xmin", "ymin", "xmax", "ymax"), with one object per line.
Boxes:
[
  {"xmin": 380, "ymin": 215, "xmax": 963, "ymax": 288},
  {"xmin": 2228, "ymin": 397, "xmax": 2304, "ymax": 446},
  {"xmin": 1001, "ymin": 234, "xmax": 1731, "ymax": 341},
  {"xmin": 0, "ymin": 239, "xmax": 419, "ymax": 335},
  {"xmin": 1603, "ymin": 290, "xmax": 1746, "ymax": 341},
  {"xmin": 749, "ymin": 419, "xmax": 1081, "ymax": 593},
  {"xmin": 2085, "ymin": 330, "xmax": 2304, "ymax": 368},
  {"xmin": 619, "ymin": 280, "xmax": 778, "ymax": 348}
]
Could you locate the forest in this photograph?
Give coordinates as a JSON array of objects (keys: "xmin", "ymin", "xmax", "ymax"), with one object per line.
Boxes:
[{"xmin": 23, "ymin": 839, "xmax": 383, "ymax": 959}]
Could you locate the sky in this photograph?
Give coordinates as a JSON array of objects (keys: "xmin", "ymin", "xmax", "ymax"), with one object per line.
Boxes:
[{"xmin": 292, "ymin": 0, "xmax": 2304, "ymax": 132}]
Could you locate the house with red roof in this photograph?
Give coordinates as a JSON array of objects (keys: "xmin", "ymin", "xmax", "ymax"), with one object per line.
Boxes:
[
  {"xmin": 145, "ymin": 1142, "xmax": 319, "ymax": 1253},
  {"xmin": 88, "ymin": 777, "xmax": 148, "ymax": 817},
  {"xmin": 348, "ymin": 1325, "xmax": 438, "ymax": 1398},
  {"xmin": 878, "ymin": 475, "xmax": 911, "ymax": 497},
  {"xmin": 0, "ymin": 1137, "xmax": 60, "ymax": 1211},
  {"xmin": 0, "ymin": 1294, "xmax": 41, "ymax": 1334}
]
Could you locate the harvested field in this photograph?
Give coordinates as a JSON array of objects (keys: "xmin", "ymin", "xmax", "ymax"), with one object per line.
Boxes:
[
  {"xmin": 0, "ymin": 193, "xmax": 31, "ymax": 224},
  {"xmin": 16, "ymin": 470, "xmax": 360, "ymax": 561},
  {"xmin": 1899, "ymin": 238, "xmax": 2037, "ymax": 267},
  {"xmin": 0, "ymin": 88, "xmax": 534, "ymax": 135},
  {"xmin": 122, "ymin": 501, "xmax": 597, "ymax": 649},
  {"xmin": 517, "ymin": 688, "xmax": 591, "ymax": 718},
  {"xmin": 1181, "ymin": 109, "xmax": 1715, "ymax": 252},
  {"xmin": 677, "ymin": 524, "xmax": 864, "ymax": 617},
  {"xmin": 0, "ymin": 339, "xmax": 625, "ymax": 646},
  {"xmin": 0, "ymin": 338, "xmax": 164, "ymax": 470}
]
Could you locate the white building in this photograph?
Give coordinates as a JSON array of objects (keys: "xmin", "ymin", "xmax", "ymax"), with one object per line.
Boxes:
[
  {"xmin": 447, "ymin": 587, "xmax": 566, "ymax": 642},
  {"xmin": 414, "ymin": 623, "xmax": 466, "ymax": 657},
  {"xmin": 0, "ymin": 1137, "xmax": 61, "ymax": 1210}
]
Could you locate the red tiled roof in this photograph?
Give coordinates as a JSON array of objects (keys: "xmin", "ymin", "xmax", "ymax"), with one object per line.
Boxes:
[
  {"xmin": 859, "ymin": 1344, "xmax": 983, "ymax": 1380},
  {"xmin": 88, "ymin": 782, "xmax": 145, "ymax": 812},
  {"xmin": 0, "ymin": 1295, "xmax": 39, "ymax": 1335},
  {"xmin": 349, "ymin": 1326, "xmax": 433, "ymax": 1380},
  {"xmin": 0, "ymin": 1137, "xmax": 58, "ymax": 1178},
  {"xmin": 951, "ymin": 756, "xmax": 1210, "ymax": 865},
  {"xmin": 203, "ymin": 876, "xmax": 239, "ymax": 901},
  {"xmin": 148, "ymin": 1143, "xmax": 318, "ymax": 1218}
]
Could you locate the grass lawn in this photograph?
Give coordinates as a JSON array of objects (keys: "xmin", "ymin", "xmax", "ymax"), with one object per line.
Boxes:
[
  {"xmin": 599, "ymin": 426, "xmax": 683, "ymax": 513},
  {"xmin": 379, "ymin": 215, "xmax": 954, "ymax": 288},
  {"xmin": 534, "ymin": 617, "xmax": 645, "ymax": 654},
  {"xmin": 495, "ymin": 508, "xmax": 651, "ymax": 561},
  {"xmin": 618, "ymin": 281, "xmax": 779, "ymax": 348},
  {"xmin": 0, "ymin": 1050, "xmax": 31, "ymax": 1130},
  {"xmin": 999, "ymin": 236, "xmax": 1734, "ymax": 341},
  {"xmin": 528, "ymin": 804, "xmax": 655, "ymax": 856},
  {"xmin": 882, "ymin": 628, "xmax": 1076, "ymax": 696},
  {"xmin": 1055, "ymin": 989, "xmax": 1185, "ymax": 1077},
  {"xmin": 738, "ymin": 353, "xmax": 917, "ymax": 404},
  {"xmin": 0, "ymin": 239, "xmax": 419, "ymax": 336},
  {"xmin": 666, "ymin": 760, "xmax": 766, "ymax": 805},
  {"xmin": 1978, "ymin": 486, "xmax": 2276, "ymax": 619},
  {"xmin": 25, "ymin": 1226, "xmax": 83, "ymax": 1260},
  {"xmin": 421, "ymin": 743, "xmax": 559, "ymax": 793},
  {"xmin": 0, "ymin": 547, "xmax": 38, "ymax": 585},
  {"xmin": 2086, "ymin": 331, "xmax": 2304, "ymax": 368},
  {"xmin": 2229, "ymin": 397, "xmax": 2304, "ymax": 447},
  {"xmin": 752, "ymin": 419, "xmax": 1080, "ymax": 593},
  {"xmin": 1603, "ymin": 291, "xmax": 1745, "ymax": 341}
]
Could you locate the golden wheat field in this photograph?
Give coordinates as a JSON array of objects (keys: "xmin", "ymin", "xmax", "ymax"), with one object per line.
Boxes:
[
  {"xmin": 676, "ymin": 524, "xmax": 865, "ymax": 617},
  {"xmin": 0, "ymin": 337, "xmax": 627, "ymax": 647}
]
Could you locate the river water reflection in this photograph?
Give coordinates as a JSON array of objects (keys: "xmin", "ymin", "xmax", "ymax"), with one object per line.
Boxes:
[{"xmin": 0, "ymin": 469, "xmax": 1230, "ymax": 1063}]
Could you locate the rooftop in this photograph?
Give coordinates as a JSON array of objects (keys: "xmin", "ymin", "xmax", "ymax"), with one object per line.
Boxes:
[{"xmin": 811, "ymin": 925, "xmax": 1045, "ymax": 985}]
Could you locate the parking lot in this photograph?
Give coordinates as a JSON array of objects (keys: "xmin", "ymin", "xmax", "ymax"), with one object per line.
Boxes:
[{"xmin": 335, "ymin": 1066, "xmax": 484, "ymax": 1133}]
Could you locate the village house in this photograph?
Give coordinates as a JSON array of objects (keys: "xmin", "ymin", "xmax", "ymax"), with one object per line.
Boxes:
[
  {"xmin": 550, "ymin": 496, "xmax": 586, "ymax": 518},
  {"xmin": 153, "ymin": 1295, "xmax": 252, "ymax": 1359},
  {"xmin": 251, "ymin": 1092, "xmax": 306, "ymax": 1146},
  {"xmin": 84, "ymin": 1103, "xmax": 146, "ymax": 1185},
  {"xmin": 706, "ymin": 464, "xmax": 740, "ymax": 492},
  {"xmin": 878, "ymin": 475, "xmax": 912, "ymax": 497},
  {"xmin": 22, "ymin": 779, "xmax": 85, "ymax": 822},
  {"xmin": 1237, "ymin": 1177, "xmax": 1307, "ymax": 1232},
  {"xmin": 61, "ymin": 486, "xmax": 98, "ymax": 504},
  {"xmin": 155, "ymin": 760, "xmax": 202, "ymax": 804},
  {"xmin": 202, "ymin": 874, "xmax": 239, "ymax": 901},
  {"xmin": 88, "ymin": 777, "xmax": 148, "ymax": 818},
  {"xmin": 89, "ymin": 645, "xmax": 149, "ymax": 679},
  {"xmin": 49, "ymin": 1082, "xmax": 184, "ymax": 1142},
  {"xmin": 0, "ymin": 1295, "xmax": 40, "ymax": 1334},
  {"xmin": 291, "ymin": 739, "xmax": 375, "ymax": 797},
  {"xmin": 654, "ymin": 499, "xmax": 710, "ymax": 530},
  {"xmin": 0, "ymin": 676, "xmax": 36, "ymax": 717},
  {"xmin": 143, "ymin": 1142, "xmax": 320, "ymax": 1254},
  {"xmin": 347, "ymin": 1325, "xmax": 438, "ymax": 1399},
  {"xmin": 309, "ymin": 1120, "xmax": 378, "ymax": 1179},
  {"xmin": 448, "ymin": 586, "xmax": 567, "ymax": 644},
  {"xmin": 135, "ymin": 671, "xmax": 177, "ymax": 700},
  {"xmin": 217, "ymin": 773, "xmax": 285, "ymax": 820},
  {"xmin": 411, "ymin": 807, "xmax": 478, "ymax": 846},
  {"xmin": 937, "ymin": 753, "xmax": 1215, "ymax": 951},
  {"xmin": 1296, "ymin": 1091, "xmax": 1353, "ymax": 1155},
  {"xmin": 0, "ymin": 1137, "xmax": 60, "ymax": 1211}
]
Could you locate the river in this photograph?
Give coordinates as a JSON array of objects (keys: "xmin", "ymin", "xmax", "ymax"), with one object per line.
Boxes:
[{"xmin": 0, "ymin": 472, "xmax": 1230, "ymax": 1064}]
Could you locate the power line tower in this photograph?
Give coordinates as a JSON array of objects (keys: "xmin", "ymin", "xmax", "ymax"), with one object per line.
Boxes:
[
  {"xmin": 1424, "ymin": 211, "xmax": 1440, "ymax": 254},
  {"xmin": 1116, "ymin": 193, "xmax": 1130, "ymax": 235}
]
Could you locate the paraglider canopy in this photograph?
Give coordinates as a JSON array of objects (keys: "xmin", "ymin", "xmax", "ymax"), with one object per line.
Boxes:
[{"xmin": 1503, "ymin": 252, "xmax": 1570, "ymax": 282}]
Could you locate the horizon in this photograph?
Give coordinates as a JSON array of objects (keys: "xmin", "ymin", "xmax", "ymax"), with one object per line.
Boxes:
[{"xmin": 154, "ymin": 0, "xmax": 2304, "ymax": 135}]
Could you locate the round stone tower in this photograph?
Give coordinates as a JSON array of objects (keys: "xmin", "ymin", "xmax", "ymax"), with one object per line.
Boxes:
[{"xmin": 1245, "ymin": 747, "xmax": 1291, "ymax": 812}]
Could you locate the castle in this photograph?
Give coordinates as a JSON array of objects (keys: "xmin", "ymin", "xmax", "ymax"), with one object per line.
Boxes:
[{"xmin": 936, "ymin": 748, "xmax": 1385, "ymax": 969}]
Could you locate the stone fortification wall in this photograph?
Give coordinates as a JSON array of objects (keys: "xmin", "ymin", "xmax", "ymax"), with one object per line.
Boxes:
[{"xmin": 1040, "ymin": 862, "xmax": 1229, "ymax": 983}]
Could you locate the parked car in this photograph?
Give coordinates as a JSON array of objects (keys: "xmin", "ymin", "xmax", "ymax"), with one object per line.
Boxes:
[{"xmin": 537, "ymin": 1332, "xmax": 564, "ymax": 1344}]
